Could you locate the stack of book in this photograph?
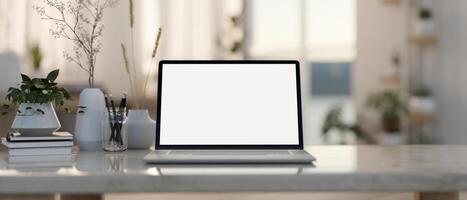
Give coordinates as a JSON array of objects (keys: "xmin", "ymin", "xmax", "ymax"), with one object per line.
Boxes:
[{"xmin": 1, "ymin": 132, "xmax": 74, "ymax": 168}]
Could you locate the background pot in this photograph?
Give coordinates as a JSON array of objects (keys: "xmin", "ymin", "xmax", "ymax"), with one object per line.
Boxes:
[
  {"xmin": 381, "ymin": 133, "xmax": 406, "ymax": 145},
  {"xmin": 126, "ymin": 109, "xmax": 155, "ymax": 149},
  {"xmin": 414, "ymin": 19, "xmax": 434, "ymax": 36},
  {"xmin": 382, "ymin": 116, "xmax": 400, "ymax": 133},
  {"xmin": 74, "ymin": 88, "xmax": 105, "ymax": 150},
  {"xmin": 409, "ymin": 96, "xmax": 435, "ymax": 113},
  {"xmin": 11, "ymin": 102, "xmax": 60, "ymax": 136}
]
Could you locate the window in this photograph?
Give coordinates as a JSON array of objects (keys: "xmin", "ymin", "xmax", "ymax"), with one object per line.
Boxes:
[{"xmin": 248, "ymin": 0, "xmax": 356, "ymax": 144}]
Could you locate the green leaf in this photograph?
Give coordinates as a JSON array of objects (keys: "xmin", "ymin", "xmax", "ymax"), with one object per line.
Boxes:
[
  {"xmin": 46, "ymin": 69, "xmax": 59, "ymax": 82},
  {"xmin": 2, "ymin": 104, "xmax": 9, "ymax": 109},
  {"xmin": 32, "ymin": 79, "xmax": 46, "ymax": 89},
  {"xmin": 26, "ymin": 107, "xmax": 32, "ymax": 110},
  {"xmin": 36, "ymin": 109, "xmax": 45, "ymax": 115},
  {"xmin": 61, "ymin": 88, "xmax": 71, "ymax": 99},
  {"xmin": 64, "ymin": 108, "xmax": 70, "ymax": 113},
  {"xmin": 1, "ymin": 111, "xmax": 7, "ymax": 115},
  {"xmin": 21, "ymin": 74, "xmax": 32, "ymax": 84}
]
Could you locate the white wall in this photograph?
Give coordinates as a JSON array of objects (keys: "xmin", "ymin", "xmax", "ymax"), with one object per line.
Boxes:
[
  {"xmin": 432, "ymin": 0, "xmax": 467, "ymax": 144},
  {"xmin": 354, "ymin": 0, "xmax": 406, "ymax": 111}
]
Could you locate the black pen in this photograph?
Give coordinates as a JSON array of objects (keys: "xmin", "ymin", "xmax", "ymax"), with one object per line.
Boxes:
[
  {"xmin": 110, "ymin": 94, "xmax": 119, "ymax": 144},
  {"xmin": 116, "ymin": 93, "xmax": 127, "ymax": 145},
  {"xmin": 104, "ymin": 94, "xmax": 115, "ymax": 143},
  {"xmin": 118, "ymin": 93, "xmax": 127, "ymax": 111}
]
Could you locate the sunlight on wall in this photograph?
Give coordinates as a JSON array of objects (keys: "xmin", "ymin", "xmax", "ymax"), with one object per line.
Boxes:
[
  {"xmin": 249, "ymin": 0, "xmax": 356, "ymax": 61},
  {"xmin": 306, "ymin": 0, "xmax": 356, "ymax": 61}
]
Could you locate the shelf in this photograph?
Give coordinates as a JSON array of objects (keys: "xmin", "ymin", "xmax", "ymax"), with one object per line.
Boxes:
[
  {"xmin": 382, "ymin": 0, "xmax": 400, "ymax": 6},
  {"xmin": 409, "ymin": 36, "xmax": 438, "ymax": 46},
  {"xmin": 409, "ymin": 112, "xmax": 436, "ymax": 125},
  {"xmin": 381, "ymin": 75, "xmax": 401, "ymax": 88}
]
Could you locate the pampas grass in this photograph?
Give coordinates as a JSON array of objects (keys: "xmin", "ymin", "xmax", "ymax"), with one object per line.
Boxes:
[
  {"xmin": 143, "ymin": 28, "xmax": 162, "ymax": 108},
  {"xmin": 129, "ymin": 0, "xmax": 134, "ymax": 28},
  {"xmin": 121, "ymin": 44, "xmax": 135, "ymax": 101},
  {"xmin": 121, "ymin": 0, "xmax": 162, "ymax": 109}
]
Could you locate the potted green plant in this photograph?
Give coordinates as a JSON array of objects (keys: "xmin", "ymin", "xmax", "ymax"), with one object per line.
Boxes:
[
  {"xmin": 409, "ymin": 86, "xmax": 435, "ymax": 113},
  {"xmin": 366, "ymin": 90, "xmax": 407, "ymax": 136},
  {"xmin": 415, "ymin": 7, "xmax": 434, "ymax": 35},
  {"xmin": 2, "ymin": 69, "xmax": 70, "ymax": 136},
  {"xmin": 322, "ymin": 105, "xmax": 375, "ymax": 144}
]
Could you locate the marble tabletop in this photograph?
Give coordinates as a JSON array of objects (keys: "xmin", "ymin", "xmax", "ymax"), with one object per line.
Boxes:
[{"xmin": 0, "ymin": 145, "xmax": 466, "ymax": 194}]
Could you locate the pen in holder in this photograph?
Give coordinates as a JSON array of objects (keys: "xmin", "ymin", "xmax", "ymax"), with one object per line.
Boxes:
[
  {"xmin": 102, "ymin": 94, "xmax": 128, "ymax": 152},
  {"xmin": 102, "ymin": 108, "xmax": 127, "ymax": 151}
]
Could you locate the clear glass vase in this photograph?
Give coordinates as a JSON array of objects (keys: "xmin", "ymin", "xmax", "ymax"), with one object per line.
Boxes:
[{"xmin": 102, "ymin": 108, "xmax": 128, "ymax": 152}]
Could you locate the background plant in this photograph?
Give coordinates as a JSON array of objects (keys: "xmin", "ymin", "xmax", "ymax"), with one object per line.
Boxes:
[
  {"xmin": 29, "ymin": 44, "xmax": 42, "ymax": 70},
  {"xmin": 366, "ymin": 90, "xmax": 407, "ymax": 119},
  {"xmin": 322, "ymin": 105, "xmax": 375, "ymax": 144},
  {"xmin": 1, "ymin": 69, "xmax": 71, "ymax": 115},
  {"xmin": 411, "ymin": 86, "xmax": 432, "ymax": 97},
  {"xmin": 34, "ymin": 0, "xmax": 117, "ymax": 88}
]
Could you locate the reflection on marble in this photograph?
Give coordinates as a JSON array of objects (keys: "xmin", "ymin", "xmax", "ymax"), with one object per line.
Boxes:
[{"xmin": 0, "ymin": 145, "xmax": 466, "ymax": 193}]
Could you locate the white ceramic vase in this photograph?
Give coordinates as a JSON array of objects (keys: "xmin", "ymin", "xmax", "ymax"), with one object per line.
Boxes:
[
  {"xmin": 381, "ymin": 133, "xmax": 406, "ymax": 145},
  {"xmin": 126, "ymin": 109, "xmax": 156, "ymax": 149},
  {"xmin": 74, "ymin": 88, "xmax": 105, "ymax": 150},
  {"xmin": 11, "ymin": 103, "xmax": 60, "ymax": 136},
  {"xmin": 409, "ymin": 96, "xmax": 436, "ymax": 113},
  {"xmin": 415, "ymin": 19, "xmax": 434, "ymax": 36}
]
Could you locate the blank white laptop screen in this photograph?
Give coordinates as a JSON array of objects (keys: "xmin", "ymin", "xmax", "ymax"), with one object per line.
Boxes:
[{"xmin": 159, "ymin": 63, "xmax": 300, "ymax": 145}]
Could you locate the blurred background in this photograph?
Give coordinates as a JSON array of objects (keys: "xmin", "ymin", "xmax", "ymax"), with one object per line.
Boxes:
[{"xmin": 0, "ymin": 0, "xmax": 461, "ymax": 146}]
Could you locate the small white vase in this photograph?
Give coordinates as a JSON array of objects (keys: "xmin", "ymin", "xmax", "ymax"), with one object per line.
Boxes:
[
  {"xmin": 11, "ymin": 103, "xmax": 60, "ymax": 136},
  {"xmin": 414, "ymin": 19, "xmax": 434, "ymax": 36},
  {"xmin": 409, "ymin": 96, "xmax": 436, "ymax": 113},
  {"xmin": 74, "ymin": 88, "xmax": 105, "ymax": 150},
  {"xmin": 126, "ymin": 109, "xmax": 155, "ymax": 149},
  {"xmin": 381, "ymin": 132, "xmax": 406, "ymax": 145}
]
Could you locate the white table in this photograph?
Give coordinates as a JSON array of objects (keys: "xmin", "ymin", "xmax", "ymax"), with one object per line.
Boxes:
[{"xmin": 0, "ymin": 145, "xmax": 465, "ymax": 200}]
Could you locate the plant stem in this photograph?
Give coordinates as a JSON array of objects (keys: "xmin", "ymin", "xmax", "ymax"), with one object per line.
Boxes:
[
  {"xmin": 130, "ymin": 28, "xmax": 139, "ymax": 108},
  {"xmin": 142, "ymin": 28, "xmax": 162, "ymax": 108}
]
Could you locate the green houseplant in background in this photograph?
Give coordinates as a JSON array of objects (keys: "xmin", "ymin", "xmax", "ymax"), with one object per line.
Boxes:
[
  {"xmin": 322, "ymin": 105, "xmax": 375, "ymax": 144},
  {"xmin": 366, "ymin": 90, "xmax": 407, "ymax": 134},
  {"xmin": 409, "ymin": 86, "xmax": 435, "ymax": 113},
  {"xmin": 415, "ymin": 6, "xmax": 434, "ymax": 36},
  {"xmin": 29, "ymin": 44, "xmax": 42, "ymax": 71},
  {"xmin": 1, "ymin": 69, "xmax": 70, "ymax": 136}
]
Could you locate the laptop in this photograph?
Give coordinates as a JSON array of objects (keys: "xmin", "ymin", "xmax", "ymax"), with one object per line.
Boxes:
[{"xmin": 144, "ymin": 60, "xmax": 316, "ymax": 164}]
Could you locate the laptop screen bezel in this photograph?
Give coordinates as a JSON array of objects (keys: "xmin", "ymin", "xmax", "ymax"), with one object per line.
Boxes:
[{"xmin": 155, "ymin": 60, "xmax": 304, "ymax": 149}]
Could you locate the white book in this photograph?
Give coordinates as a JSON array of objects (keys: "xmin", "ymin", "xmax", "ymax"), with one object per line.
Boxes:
[
  {"xmin": 7, "ymin": 132, "xmax": 73, "ymax": 142},
  {"xmin": 8, "ymin": 147, "xmax": 72, "ymax": 156},
  {"xmin": 7, "ymin": 161, "xmax": 74, "ymax": 169},
  {"xmin": 7, "ymin": 155, "xmax": 73, "ymax": 163},
  {"xmin": 1, "ymin": 138, "xmax": 73, "ymax": 149}
]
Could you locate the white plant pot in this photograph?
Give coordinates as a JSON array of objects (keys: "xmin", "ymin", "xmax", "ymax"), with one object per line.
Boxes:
[
  {"xmin": 409, "ymin": 96, "xmax": 435, "ymax": 113},
  {"xmin": 126, "ymin": 109, "xmax": 156, "ymax": 149},
  {"xmin": 74, "ymin": 88, "xmax": 105, "ymax": 150},
  {"xmin": 414, "ymin": 19, "xmax": 434, "ymax": 36},
  {"xmin": 11, "ymin": 103, "xmax": 61, "ymax": 136},
  {"xmin": 381, "ymin": 132, "xmax": 406, "ymax": 145}
]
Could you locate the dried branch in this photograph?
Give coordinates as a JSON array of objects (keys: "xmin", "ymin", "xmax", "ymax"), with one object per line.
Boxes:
[{"xmin": 34, "ymin": 0, "xmax": 117, "ymax": 88}]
